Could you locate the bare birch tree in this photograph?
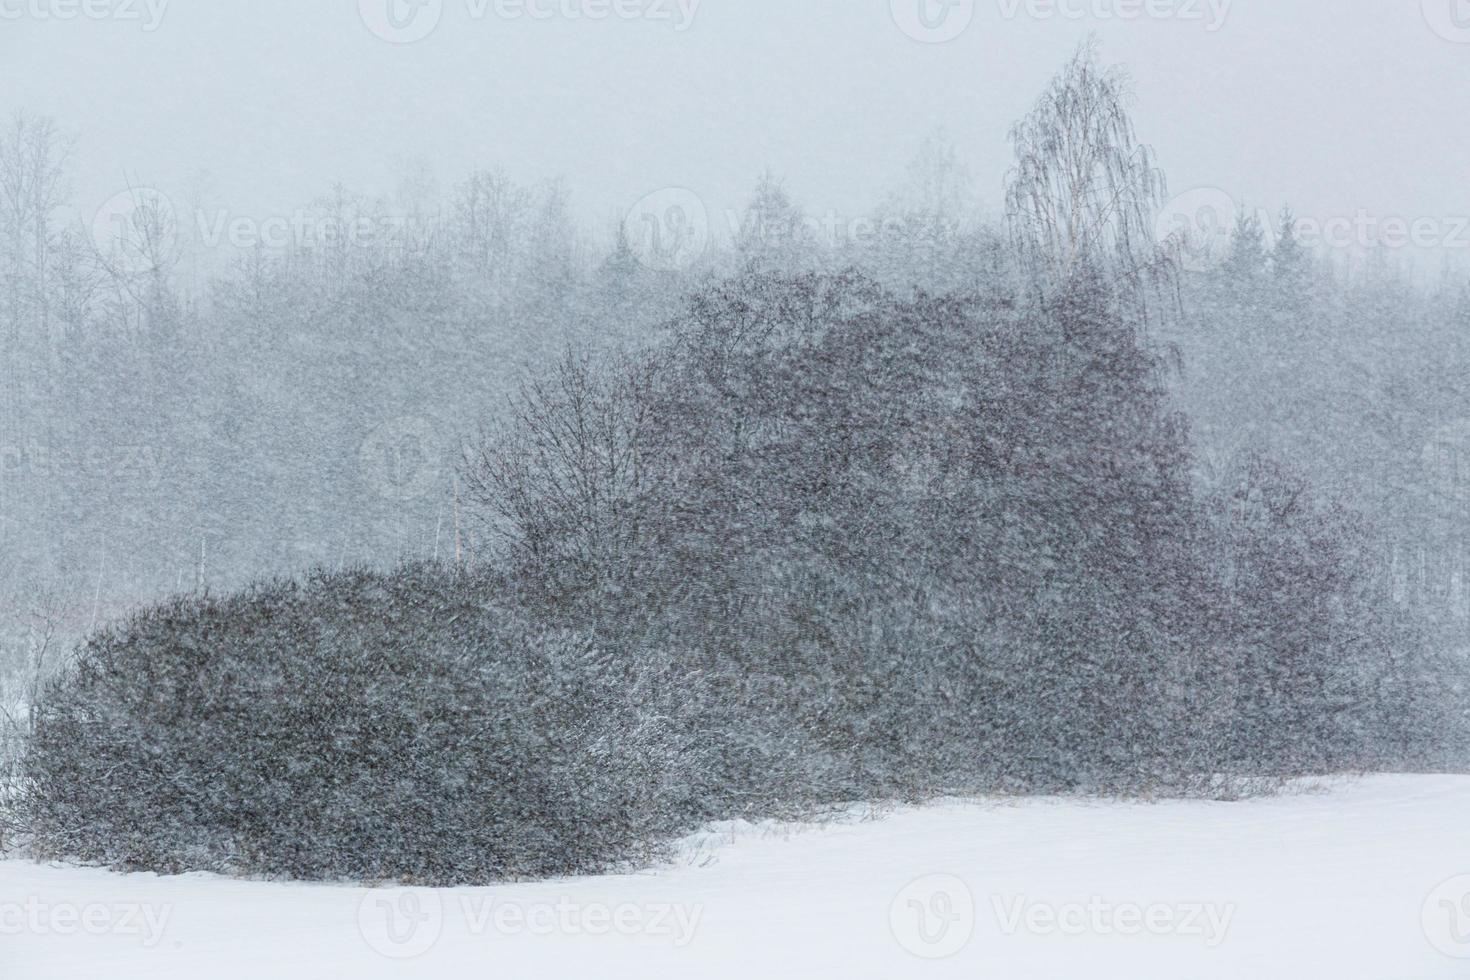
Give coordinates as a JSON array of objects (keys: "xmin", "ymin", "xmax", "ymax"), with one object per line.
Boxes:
[{"xmin": 1004, "ymin": 39, "xmax": 1172, "ymax": 299}]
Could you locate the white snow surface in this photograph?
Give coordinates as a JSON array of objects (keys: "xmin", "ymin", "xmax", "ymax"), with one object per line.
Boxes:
[{"xmin": 5, "ymin": 774, "xmax": 1470, "ymax": 978}]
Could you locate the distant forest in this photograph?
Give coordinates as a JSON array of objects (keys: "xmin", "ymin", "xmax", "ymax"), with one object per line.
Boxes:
[{"xmin": 1, "ymin": 93, "xmax": 1468, "ymax": 636}]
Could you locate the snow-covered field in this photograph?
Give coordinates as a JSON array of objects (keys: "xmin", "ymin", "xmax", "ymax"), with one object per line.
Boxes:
[{"xmin": 5, "ymin": 775, "xmax": 1470, "ymax": 979}]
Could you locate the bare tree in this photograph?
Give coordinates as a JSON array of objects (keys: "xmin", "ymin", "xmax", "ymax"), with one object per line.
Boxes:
[
  {"xmin": 0, "ymin": 112, "xmax": 74, "ymax": 339},
  {"xmin": 1004, "ymin": 39, "xmax": 1171, "ymax": 297},
  {"xmin": 93, "ymin": 182, "xmax": 179, "ymax": 333},
  {"xmin": 881, "ymin": 127, "xmax": 972, "ymax": 242},
  {"xmin": 461, "ymin": 348, "xmax": 659, "ymax": 599}
]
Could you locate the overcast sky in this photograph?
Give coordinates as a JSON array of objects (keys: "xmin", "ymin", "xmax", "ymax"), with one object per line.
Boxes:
[{"xmin": 4, "ymin": 0, "xmax": 1469, "ymax": 266}]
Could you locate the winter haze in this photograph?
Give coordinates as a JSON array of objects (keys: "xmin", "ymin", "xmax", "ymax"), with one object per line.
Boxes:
[
  {"xmin": 4, "ymin": 3, "xmax": 1470, "ymax": 979},
  {"xmin": 5, "ymin": 2, "xmax": 1469, "ymax": 271}
]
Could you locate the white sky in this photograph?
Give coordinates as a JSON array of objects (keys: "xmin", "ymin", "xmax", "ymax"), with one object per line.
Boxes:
[{"xmin": 4, "ymin": 0, "xmax": 1469, "ymax": 261}]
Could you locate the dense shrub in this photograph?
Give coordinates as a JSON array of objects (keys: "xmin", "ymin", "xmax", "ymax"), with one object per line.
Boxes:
[
  {"xmin": 463, "ymin": 265, "xmax": 1458, "ymax": 793},
  {"xmin": 15, "ymin": 566, "xmax": 706, "ymax": 883},
  {"xmin": 1202, "ymin": 452, "xmax": 1454, "ymax": 774},
  {"xmin": 13, "ymin": 561, "xmax": 917, "ymax": 881},
  {"xmin": 469, "ymin": 267, "xmax": 1197, "ymax": 793}
]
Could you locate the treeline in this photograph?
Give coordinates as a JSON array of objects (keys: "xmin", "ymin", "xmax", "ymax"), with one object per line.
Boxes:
[
  {"xmin": 0, "ymin": 122, "xmax": 986, "ymax": 611},
  {"xmin": 1172, "ymin": 212, "xmax": 1470, "ymax": 637}
]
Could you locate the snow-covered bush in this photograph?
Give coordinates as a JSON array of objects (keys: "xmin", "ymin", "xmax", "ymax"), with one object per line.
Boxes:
[
  {"xmin": 464, "ymin": 263, "xmax": 1458, "ymax": 796},
  {"xmin": 15, "ymin": 566, "xmax": 709, "ymax": 883}
]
